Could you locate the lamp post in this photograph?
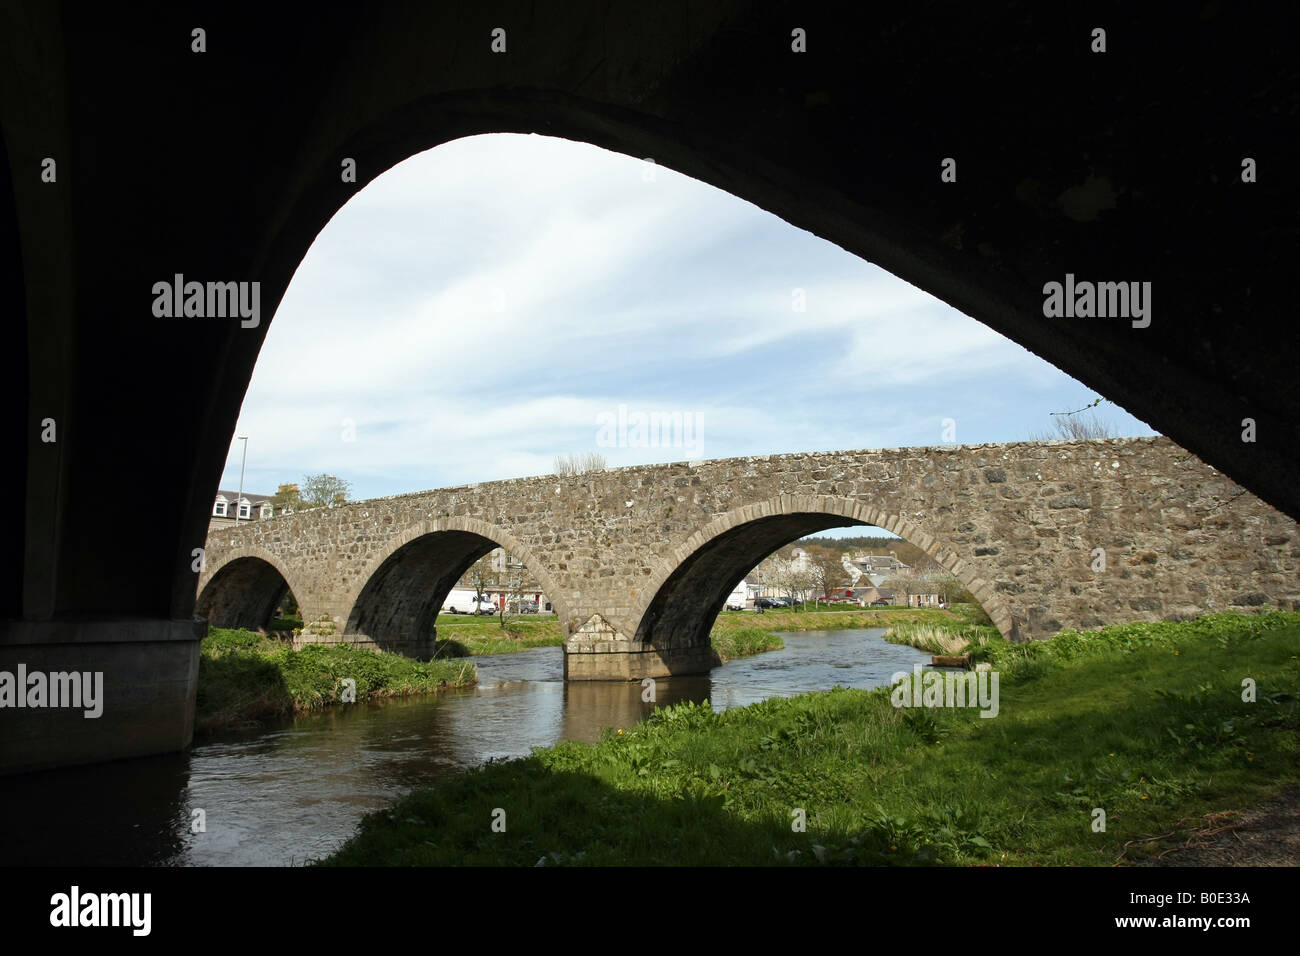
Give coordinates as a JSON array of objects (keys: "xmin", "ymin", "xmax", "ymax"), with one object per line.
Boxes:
[{"xmin": 234, "ymin": 436, "xmax": 248, "ymax": 525}]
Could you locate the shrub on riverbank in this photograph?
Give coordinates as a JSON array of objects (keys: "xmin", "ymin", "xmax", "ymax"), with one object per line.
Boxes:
[
  {"xmin": 322, "ymin": 609, "xmax": 1300, "ymax": 866},
  {"xmin": 711, "ymin": 627, "xmax": 785, "ymax": 663},
  {"xmin": 197, "ymin": 628, "xmax": 476, "ymax": 732},
  {"xmin": 885, "ymin": 621, "xmax": 1002, "ymax": 655}
]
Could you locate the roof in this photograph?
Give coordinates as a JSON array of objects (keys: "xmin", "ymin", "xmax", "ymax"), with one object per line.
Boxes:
[
  {"xmin": 215, "ymin": 490, "xmax": 274, "ymax": 505},
  {"xmin": 852, "ymin": 554, "xmax": 909, "ymax": 571},
  {"xmin": 849, "ymin": 586, "xmax": 897, "ymax": 601}
]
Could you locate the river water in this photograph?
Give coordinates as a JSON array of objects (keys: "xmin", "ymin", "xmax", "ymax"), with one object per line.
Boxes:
[{"xmin": 0, "ymin": 628, "xmax": 931, "ymax": 866}]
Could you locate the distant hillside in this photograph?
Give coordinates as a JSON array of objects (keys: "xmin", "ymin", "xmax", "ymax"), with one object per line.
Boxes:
[{"xmin": 794, "ymin": 534, "xmax": 935, "ymax": 569}]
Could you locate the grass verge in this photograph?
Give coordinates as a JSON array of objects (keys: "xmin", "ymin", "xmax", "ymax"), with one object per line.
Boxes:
[{"xmin": 321, "ymin": 610, "xmax": 1300, "ymax": 866}]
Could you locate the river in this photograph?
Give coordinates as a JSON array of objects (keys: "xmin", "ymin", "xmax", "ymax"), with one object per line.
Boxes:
[{"xmin": 0, "ymin": 628, "xmax": 931, "ymax": 866}]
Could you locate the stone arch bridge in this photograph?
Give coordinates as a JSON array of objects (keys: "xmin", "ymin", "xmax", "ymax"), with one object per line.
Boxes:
[{"xmin": 198, "ymin": 437, "xmax": 1299, "ymax": 680}]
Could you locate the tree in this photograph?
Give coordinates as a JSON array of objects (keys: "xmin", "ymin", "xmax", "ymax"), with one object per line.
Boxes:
[
  {"xmin": 761, "ymin": 547, "xmax": 819, "ymax": 609},
  {"xmin": 465, "ymin": 553, "xmax": 500, "ymax": 617},
  {"xmin": 884, "ymin": 568, "xmax": 919, "ymax": 607},
  {"xmin": 790, "ymin": 568, "xmax": 819, "ymax": 609},
  {"xmin": 554, "ymin": 452, "xmax": 606, "ymax": 476},
  {"xmin": 1029, "ymin": 398, "xmax": 1117, "ymax": 440},
  {"xmin": 301, "ymin": 474, "xmax": 352, "ymax": 508},
  {"xmin": 803, "ymin": 543, "xmax": 848, "ymax": 599},
  {"xmin": 269, "ymin": 482, "xmax": 305, "ymax": 513}
]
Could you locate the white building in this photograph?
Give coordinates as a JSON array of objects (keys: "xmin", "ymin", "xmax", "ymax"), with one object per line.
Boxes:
[
  {"xmin": 210, "ymin": 489, "xmax": 276, "ymax": 526},
  {"xmin": 724, "ymin": 579, "xmax": 748, "ymax": 608}
]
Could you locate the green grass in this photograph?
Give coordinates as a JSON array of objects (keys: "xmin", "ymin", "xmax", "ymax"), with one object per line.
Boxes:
[
  {"xmin": 885, "ymin": 616, "xmax": 1000, "ymax": 657},
  {"xmin": 196, "ymin": 627, "xmax": 476, "ymax": 732},
  {"xmin": 882, "ymin": 603, "xmax": 1001, "ymax": 654},
  {"xmin": 712, "ymin": 605, "xmax": 974, "ymax": 636},
  {"xmin": 434, "ymin": 615, "xmax": 566, "ymax": 656},
  {"xmin": 322, "ymin": 610, "xmax": 1300, "ymax": 866},
  {"xmin": 430, "ymin": 613, "xmax": 790, "ymax": 662},
  {"xmin": 711, "ymin": 627, "xmax": 785, "ymax": 663}
]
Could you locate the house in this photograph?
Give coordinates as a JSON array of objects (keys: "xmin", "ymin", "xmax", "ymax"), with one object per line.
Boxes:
[
  {"xmin": 210, "ymin": 489, "xmax": 276, "ymax": 526},
  {"xmin": 842, "ymin": 551, "xmax": 910, "ymax": 586},
  {"xmin": 748, "ymin": 550, "xmax": 815, "ymax": 599},
  {"xmin": 849, "ymin": 586, "xmax": 898, "ymax": 606}
]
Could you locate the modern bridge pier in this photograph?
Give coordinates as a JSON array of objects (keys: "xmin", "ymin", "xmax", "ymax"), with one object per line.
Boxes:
[
  {"xmin": 0, "ymin": 620, "xmax": 203, "ymax": 773},
  {"xmin": 198, "ymin": 438, "xmax": 1300, "ymax": 682}
]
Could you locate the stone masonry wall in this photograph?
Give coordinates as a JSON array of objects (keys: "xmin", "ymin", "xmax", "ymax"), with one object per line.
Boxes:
[{"xmin": 198, "ymin": 437, "xmax": 1300, "ymax": 677}]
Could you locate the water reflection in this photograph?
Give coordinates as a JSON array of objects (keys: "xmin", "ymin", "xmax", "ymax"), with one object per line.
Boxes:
[{"xmin": 0, "ymin": 628, "xmax": 931, "ymax": 866}]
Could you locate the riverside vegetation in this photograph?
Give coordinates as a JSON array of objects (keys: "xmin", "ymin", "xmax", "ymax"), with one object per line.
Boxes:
[
  {"xmin": 882, "ymin": 603, "xmax": 1002, "ymax": 655},
  {"xmin": 322, "ymin": 610, "xmax": 1300, "ymax": 866},
  {"xmin": 196, "ymin": 612, "xmax": 786, "ymax": 730},
  {"xmin": 430, "ymin": 604, "xmax": 978, "ymax": 659},
  {"xmin": 203, "ymin": 604, "xmax": 991, "ymax": 728},
  {"xmin": 433, "ymin": 613, "xmax": 785, "ymax": 662},
  {"xmin": 196, "ymin": 627, "xmax": 476, "ymax": 732}
]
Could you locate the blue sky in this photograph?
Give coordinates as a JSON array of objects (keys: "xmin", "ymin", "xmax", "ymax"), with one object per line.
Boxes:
[{"xmin": 219, "ymin": 133, "xmax": 1156, "ymax": 521}]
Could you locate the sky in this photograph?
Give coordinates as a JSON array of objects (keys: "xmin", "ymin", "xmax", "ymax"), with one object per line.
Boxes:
[{"xmin": 218, "ymin": 133, "xmax": 1157, "ymax": 537}]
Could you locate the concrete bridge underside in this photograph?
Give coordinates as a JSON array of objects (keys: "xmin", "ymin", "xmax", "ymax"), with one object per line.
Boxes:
[
  {"xmin": 196, "ymin": 438, "xmax": 1300, "ymax": 682},
  {"xmin": 3, "ymin": 4, "xmax": 1298, "ymax": 771}
]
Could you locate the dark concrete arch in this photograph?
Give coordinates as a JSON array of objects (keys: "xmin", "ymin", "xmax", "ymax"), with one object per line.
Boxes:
[
  {"xmin": 10, "ymin": 7, "xmax": 1296, "ymax": 631},
  {"xmin": 634, "ymin": 494, "xmax": 1016, "ymax": 668},
  {"xmin": 342, "ymin": 516, "xmax": 570, "ymax": 658},
  {"xmin": 6, "ymin": 4, "xmax": 1297, "ymax": 770},
  {"xmin": 195, "ymin": 552, "xmax": 300, "ymax": 632},
  {"xmin": 0, "ymin": 121, "xmax": 24, "ymax": 620}
]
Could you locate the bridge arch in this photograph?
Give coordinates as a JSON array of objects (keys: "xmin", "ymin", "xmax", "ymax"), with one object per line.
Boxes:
[
  {"xmin": 196, "ymin": 547, "xmax": 307, "ymax": 632},
  {"xmin": 633, "ymin": 494, "xmax": 1017, "ymax": 661},
  {"xmin": 341, "ymin": 516, "xmax": 570, "ymax": 656}
]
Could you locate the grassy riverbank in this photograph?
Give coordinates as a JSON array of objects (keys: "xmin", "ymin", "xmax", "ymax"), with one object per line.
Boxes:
[
  {"xmin": 711, "ymin": 627, "xmax": 785, "ymax": 662},
  {"xmin": 882, "ymin": 604, "xmax": 1001, "ymax": 655},
  {"xmin": 323, "ymin": 610, "xmax": 1300, "ymax": 866},
  {"xmin": 434, "ymin": 616, "xmax": 566, "ymax": 656},
  {"xmin": 196, "ymin": 628, "xmax": 476, "ymax": 733},
  {"xmin": 432, "ymin": 612, "xmax": 793, "ymax": 662},
  {"xmin": 713, "ymin": 605, "xmax": 978, "ymax": 635}
]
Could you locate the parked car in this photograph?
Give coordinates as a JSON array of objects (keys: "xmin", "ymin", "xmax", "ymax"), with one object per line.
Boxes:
[
  {"xmin": 773, "ymin": 596, "xmax": 794, "ymax": 607},
  {"xmin": 754, "ymin": 597, "xmax": 780, "ymax": 609},
  {"xmin": 510, "ymin": 600, "xmax": 540, "ymax": 614},
  {"xmin": 725, "ymin": 602, "xmax": 745, "ymax": 611},
  {"xmin": 471, "ymin": 599, "xmax": 499, "ymax": 615}
]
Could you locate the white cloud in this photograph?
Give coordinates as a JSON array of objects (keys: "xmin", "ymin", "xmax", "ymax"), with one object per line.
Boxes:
[{"xmin": 223, "ymin": 134, "xmax": 1155, "ymax": 497}]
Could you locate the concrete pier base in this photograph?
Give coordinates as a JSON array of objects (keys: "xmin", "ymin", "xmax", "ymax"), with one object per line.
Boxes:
[{"xmin": 0, "ymin": 619, "xmax": 203, "ymax": 775}]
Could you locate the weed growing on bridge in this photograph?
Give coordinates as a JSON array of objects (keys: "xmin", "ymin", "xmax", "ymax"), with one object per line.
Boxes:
[{"xmin": 320, "ymin": 610, "xmax": 1299, "ymax": 866}]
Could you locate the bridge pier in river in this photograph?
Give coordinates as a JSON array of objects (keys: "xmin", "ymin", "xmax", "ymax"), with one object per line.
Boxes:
[{"xmin": 196, "ymin": 438, "xmax": 1300, "ymax": 683}]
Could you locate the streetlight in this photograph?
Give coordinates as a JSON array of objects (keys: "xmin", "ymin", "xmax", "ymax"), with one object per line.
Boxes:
[{"xmin": 234, "ymin": 436, "xmax": 248, "ymax": 525}]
